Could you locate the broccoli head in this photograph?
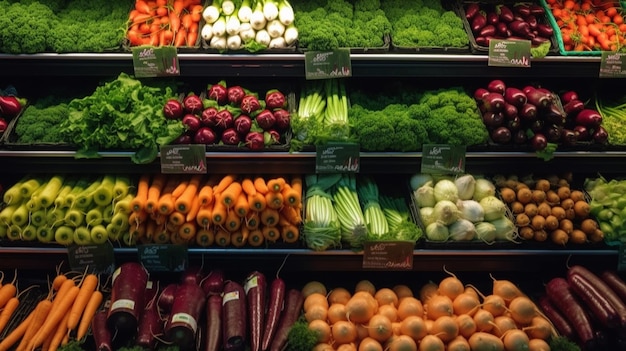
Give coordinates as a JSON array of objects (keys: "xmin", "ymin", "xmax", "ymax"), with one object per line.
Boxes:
[
  {"xmin": 423, "ymin": 104, "xmax": 488, "ymax": 146},
  {"xmin": 0, "ymin": 2, "xmax": 54, "ymax": 53},
  {"xmin": 14, "ymin": 104, "xmax": 70, "ymax": 143}
]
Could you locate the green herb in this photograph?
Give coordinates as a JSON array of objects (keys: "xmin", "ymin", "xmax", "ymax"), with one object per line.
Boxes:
[
  {"xmin": 549, "ymin": 336, "xmax": 581, "ymax": 351},
  {"xmin": 286, "ymin": 316, "xmax": 318, "ymax": 351}
]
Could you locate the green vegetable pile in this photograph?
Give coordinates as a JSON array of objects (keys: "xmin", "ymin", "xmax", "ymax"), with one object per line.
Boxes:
[
  {"xmin": 60, "ymin": 73, "xmax": 185, "ymax": 164},
  {"xmin": 0, "ymin": 0, "xmax": 129, "ymax": 54},
  {"xmin": 349, "ymin": 87, "xmax": 489, "ymax": 151},
  {"xmin": 595, "ymin": 91, "xmax": 626, "ymax": 145},
  {"xmin": 292, "ymin": 0, "xmax": 392, "ymax": 51},
  {"xmin": 15, "ymin": 103, "xmax": 69, "ymax": 144},
  {"xmin": 584, "ymin": 175, "xmax": 626, "ymax": 244},
  {"xmin": 381, "ymin": 0, "xmax": 468, "ymax": 48}
]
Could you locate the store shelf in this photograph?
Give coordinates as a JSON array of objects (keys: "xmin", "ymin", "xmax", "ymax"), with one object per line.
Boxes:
[{"xmin": 0, "ymin": 53, "xmax": 603, "ymax": 78}]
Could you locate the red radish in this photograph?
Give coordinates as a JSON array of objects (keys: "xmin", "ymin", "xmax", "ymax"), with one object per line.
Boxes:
[
  {"xmin": 264, "ymin": 130, "xmax": 281, "ymax": 145},
  {"xmin": 208, "ymin": 81, "xmax": 228, "ymax": 104},
  {"xmin": 159, "ymin": 283, "xmax": 179, "ymax": 312},
  {"xmin": 173, "ymin": 133, "xmax": 192, "ymax": 144},
  {"xmin": 0, "ymin": 95, "xmax": 22, "ymax": 119},
  {"xmin": 194, "ymin": 127, "xmax": 217, "ymax": 144},
  {"xmin": 227, "ymin": 86, "xmax": 246, "ymax": 105},
  {"xmin": 269, "ymin": 289, "xmax": 304, "ymax": 351},
  {"xmin": 181, "ymin": 265, "xmax": 205, "ymax": 285},
  {"xmin": 465, "ymin": 3, "xmax": 479, "ymax": 19},
  {"xmin": 241, "ymin": 94, "xmax": 261, "ymax": 114},
  {"xmin": 265, "ymin": 89, "xmax": 286, "ymax": 109},
  {"xmin": 498, "ymin": 5, "xmax": 514, "ymax": 22},
  {"xmin": 222, "ymin": 128, "xmax": 241, "ymax": 145},
  {"xmin": 592, "ymin": 126, "xmax": 608, "ymax": 144},
  {"xmin": 545, "ymin": 277, "xmax": 596, "ymax": 348},
  {"xmin": 234, "ymin": 115, "xmax": 253, "ymax": 135},
  {"xmin": 504, "ymin": 87, "xmax": 527, "ymax": 107},
  {"xmin": 137, "ymin": 293, "xmax": 163, "ymax": 350},
  {"xmin": 184, "ymin": 94, "xmax": 204, "ymax": 114},
  {"xmin": 205, "ymin": 295, "xmax": 222, "ymax": 351},
  {"xmin": 166, "ymin": 282, "xmax": 207, "ymax": 351},
  {"xmin": 487, "ymin": 79, "xmax": 506, "ymax": 95},
  {"xmin": 256, "ymin": 109, "xmax": 276, "ymax": 130},
  {"xmin": 215, "ymin": 109, "xmax": 235, "ymax": 130},
  {"xmin": 560, "ymin": 91, "xmax": 579, "ymax": 104},
  {"xmin": 245, "ymin": 132, "xmax": 265, "ymax": 150},
  {"xmin": 182, "ymin": 114, "xmax": 202, "ymax": 132},
  {"xmin": 600, "ymin": 270, "xmax": 626, "ymax": 302},
  {"xmin": 92, "ymin": 310, "xmax": 113, "ymax": 351},
  {"xmin": 201, "ymin": 269, "xmax": 225, "ymax": 296},
  {"xmin": 107, "ymin": 262, "xmax": 149, "ymax": 335},
  {"xmin": 163, "ymin": 99, "xmax": 184, "ymax": 120},
  {"xmin": 537, "ymin": 295, "xmax": 574, "ymax": 339},
  {"xmin": 201, "ymin": 107, "xmax": 219, "ymax": 127},
  {"xmin": 261, "ymin": 277, "xmax": 286, "ymax": 351},
  {"xmin": 575, "ymin": 109, "xmax": 603, "ymax": 128},
  {"xmin": 245, "ymin": 271, "xmax": 267, "ymax": 351},
  {"xmin": 272, "ymin": 109, "xmax": 291, "ymax": 131},
  {"xmin": 222, "ymin": 281, "xmax": 247, "ymax": 351}
]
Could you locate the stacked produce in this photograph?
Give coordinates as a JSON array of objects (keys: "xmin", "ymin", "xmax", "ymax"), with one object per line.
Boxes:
[
  {"xmin": 348, "ymin": 86, "xmax": 489, "ymax": 152},
  {"xmin": 303, "ymin": 174, "xmax": 422, "ymax": 251},
  {"xmin": 584, "ymin": 175, "xmax": 626, "ymax": 243},
  {"xmin": 0, "ymin": 86, "xmax": 25, "ymax": 137},
  {"xmin": 382, "ymin": 0, "xmax": 469, "ymax": 48},
  {"xmin": 474, "ymin": 80, "xmax": 607, "ymax": 157},
  {"xmin": 0, "ymin": 0, "xmax": 129, "ymax": 54},
  {"xmin": 291, "ymin": 79, "xmax": 351, "ymax": 150},
  {"xmin": 462, "ymin": 1, "xmax": 554, "ymax": 57},
  {"xmin": 0, "ymin": 270, "xmax": 103, "ymax": 351},
  {"xmin": 170, "ymin": 81, "xmax": 292, "ymax": 150},
  {"xmin": 544, "ymin": 0, "xmax": 626, "ymax": 52},
  {"xmin": 202, "ymin": 0, "xmax": 298, "ymax": 51},
  {"xmin": 300, "ymin": 270, "xmax": 561, "ymax": 351},
  {"xmin": 126, "ymin": 0, "xmax": 204, "ymax": 47},
  {"xmin": 291, "ymin": 0, "xmax": 391, "ymax": 51},
  {"xmin": 412, "ymin": 173, "xmax": 517, "ymax": 244},
  {"xmin": 541, "ymin": 265, "xmax": 626, "ymax": 350},
  {"xmin": 595, "ymin": 90, "xmax": 626, "ymax": 146},
  {"xmin": 0, "ymin": 174, "xmax": 134, "ymax": 246},
  {"xmin": 128, "ymin": 173, "xmax": 303, "ymax": 247},
  {"xmin": 495, "ymin": 173, "xmax": 604, "ymax": 245}
]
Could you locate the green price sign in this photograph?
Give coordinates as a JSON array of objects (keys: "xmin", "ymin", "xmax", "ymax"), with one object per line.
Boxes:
[
  {"xmin": 67, "ymin": 242, "xmax": 115, "ymax": 275},
  {"xmin": 316, "ymin": 142, "xmax": 360, "ymax": 173},
  {"xmin": 160, "ymin": 144, "xmax": 207, "ymax": 174},
  {"xmin": 132, "ymin": 46, "xmax": 180, "ymax": 78},
  {"xmin": 137, "ymin": 244, "xmax": 188, "ymax": 272},
  {"xmin": 421, "ymin": 144, "xmax": 466, "ymax": 174},
  {"xmin": 305, "ymin": 49, "xmax": 352, "ymax": 80},
  {"xmin": 600, "ymin": 52, "xmax": 626, "ymax": 78},
  {"xmin": 488, "ymin": 39, "xmax": 531, "ymax": 68},
  {"xmin": 362, "ymin": 241, "xmax": 414, "ymax": 270}
]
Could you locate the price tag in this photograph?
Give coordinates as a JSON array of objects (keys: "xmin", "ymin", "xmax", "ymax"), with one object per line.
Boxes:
[
  {"xmin": 67, "ymin": 242, "xmax": 115, "ymax": 275},
  {"xmin": 316, "ymin": 142, "xmax": 360, "ymax": 173},
  {"xmin": 421, "ymin": 144, "xmax": 466, "ymax": 174},
  {"xmin": 304, "ymin": 49, "xmax": 352, "ymax": 79},
  {"xmin": 132, "ymin": 46, "xmax": 180, "ymax": 78},
  {"xmin": 363, "ymin": 241, "xmax": 414, "ymax": 270},
  {"xmin": 618, "ymin": 245, "xmax": 626, "ymax": 271},
  {"xmin": 138, "ymin": 244, "xmax": 188, "ymax": 272},
  {"xmin": 488, "ymin": 39, "xmax": 531, "ymax": 68},
  {"xmin": 160, "ymin": 145, "xmax": 207, "ymax": 174},
  {"xmin": 600, "ymin": 52, "xmax": 626, "ymax": 78}
]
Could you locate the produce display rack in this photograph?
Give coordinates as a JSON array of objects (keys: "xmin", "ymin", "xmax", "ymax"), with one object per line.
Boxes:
[{"xmin": 0, "ymin": 52, "xmax": 622, "ymax": 279}]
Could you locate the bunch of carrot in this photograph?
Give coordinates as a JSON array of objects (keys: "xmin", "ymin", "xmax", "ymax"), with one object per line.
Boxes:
[
  {"xmin": 0, "ymin": 270, "xmax": 19, "ymax": 337},
  {"xmin": 0, "ymin": 270, "xmax": 103, "ymax": 351},
  {"xmin": 128, "ymin": 173, "xmax": 303, "ymax": 247},
  {"xmin": 546, "ymin": 0, "xmax": 626, "ymax": 51},
  {"xmin": 127, "ymin": 0, "xmax": 204, "ymax": 47}
]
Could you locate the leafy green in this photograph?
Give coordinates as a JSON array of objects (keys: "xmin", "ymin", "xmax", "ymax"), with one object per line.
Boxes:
[
  {"xmin": 286, "ymin": 316, "xmax": 318, "ymax": 351},
  {"xmin": 549, "ymin": 336, "xmax": 581, "ymax": 351},
  {"xmin": 60, "ymin": 73, "xmax": 184, "ymax": 164}
]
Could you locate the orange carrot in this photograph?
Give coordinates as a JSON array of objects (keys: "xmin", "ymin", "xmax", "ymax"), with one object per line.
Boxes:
[
  {"xmin": 245, "ymin": 211, "xmax": 260, "ymax": 230},
  {"xmin": 280, "ymin": 223, "xmax": 300, "ymax": 243},
  {"xmin": 145, "ymin": 219, "xmax": 158, "ymax": 242},
  {"xmin": 212, "ymin": 201, "xmax": 228, "ymax": 226},
  {"xmin": 17, "ymin": 299, "xmax": 52, "ymax": 351},
  {"xmin": 220, "ymin": 181, "xmax": 243, "ymax": 208},
  {"xmin": 248, "ymin": 192, "xmax": 266, "ymax": 212},
  {"xmin": 48, "ymin": 311, "xmax": 71, "ymax": 351},
  {"xmin": 253, "ymin": 176, "xmax": 269, "ymax": 194},
  {"xmin": 241, "ymin": 178, "xmax": 257, "ymax": 196},
  {"xmin": 0, "ymin": 296, "xmax": 18, "ymax": 334},
  {"xmin": 146, "ymin": 174, "xmax": 166, "ymax": 213},
  {"xmin": 213, "ymin": 174, "xmax": 236, "ymax": 195},
  {"xmin": 171, "ymin": 179, "xmax": 188, "ymax": 199},
  {"xmin": 0, "ymin": 308, "xmax": 35, "ymax": 351},
  {"xmin": 67, "ymin": 274, "xmax": 99, "ymax": 332},
  {"xmin": 260, "ymin": 207, "xmax": 280, "ymax": 227},
  {"xmin": 262, "ymin": 225, "xmax": 280, "ymax": 243},
  {"xmin": 168, "ymin": 211, "xmax": 186, "ymax": 227},
  {"xmin": 0, "ymin": 272, "xmax": 17, "ymax": 309},
  {"xmin": 267, "ymin": 177, "xmax": 287, "ymax": 193},
  {"xmin": 29, "ymin": 285, "xmax": 80, "ymax": 350},
  {"xmin": 175, "ymin": 175, "xmax": 202, "ymax": 213},
  {"xmin": 280, "ymin": 205, "xmax": 302, "ymax": 225},
  {"xmin": 178, "ymin": 221, "xmax": 197, "ymax": 241},
  {"xmin": 129, "ymin": 210, "xmax": 148, "ymax": 227},
  {"xmin": 170, "ymin": 12, "xmax": 181, "ymax": 32},
  {"xmin": 196, "ymin": 228, "xmax": 215, "ymax": 247},
  {"xmin": 248, "ymin": 229, "xmax": 264, "ymax": 247},
  {"xmin": 131, "ymin": 174, "xmax": 151, "ymax": 213},
  {"xmin": 75, "ymin": 290, "xmax": 103, "ymax": 341},
  {"xmin": 51, "ymin": 274, "xmax": 67, "ymax": 292},
  {"xmin": 265, "ymin": 191, "xmax": 283, "ymax": 210},
  {"xmin": 234, "ymin": 192, "xmax": 250, "ymax": 218},
  {"xmin": 215, "ymin": 228, "xmax": 231, "ymax": 247},
  {"xmin": 198, "ymin": 181, "xmax": 215, "ymax": 206},
  {"xmin": 196, "ymin": 202, "xmax": 214, "ymax": 228},
  {"xmin": 135, "ymin": 0, "xmax": 153, "ymax": 14},
  {"xmin": 231, "ymin": 230, "xmax": 247, "ymax": 247},
  {"xmin": 283, "ymin": 176, "xmax": 302, "ymax": 207},
  {"xmin": 185, "ymin": 194, "xmax": 201, "ymax": 223},
  {"xmin": 225, "ymin": 210, "xmax": 242, "ymax": 232}
]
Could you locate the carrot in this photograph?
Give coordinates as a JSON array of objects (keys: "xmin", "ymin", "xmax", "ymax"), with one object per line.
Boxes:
[
  {"xmin": 225, "ymin": 210, "xmax": 242, "ymax": 232},
  {"xmin": 267, "ymin": 177, "xmax": 286, "ymax": 193},
  {"xmin": 242, "ymin": 178, "xmax": 257, "ymax": 196},
  {"xmin": 171, "ymin": 179, "xmax": 188, "ymax": 199},
  {"xmin": 231, "ymin": 230, "xmax": 247, "ymax": 247},
  {"xmin": 29, "ymin": 285, "xmax": 81, "ymax": 350},
  {"xmin": 254, "ymin": 176, "xmax": 270, "ymax": 194},
  {"xmin": 75, "ymin": 290, "xmax": 103, "ymax": 341},
  {"xmin": 0, "ymin": 296, "xmax": 18, "ymax": 334},
  {"xmin": 283, "ymin": 176, "xmax": 302, "ymax": 207},
  {"xmin": 262, "ymin": 225, "xmax": 280, "ymax": 242},
  {"xmin": 146, "ymin": 173, "xmax": 166, "ymax": 213},
  {"xmin": 131, "ymin": 174, "xmax": 151, "ymax": 213},
  {"xmin": 176, "ymin": 175, "xmax": 202, "ymax": 214},
  {"xmin": 182, "ymin": 13, "xmax": 193, "ymax": 30},
  {"xmin": 17, "ymin": 299, "xmax": 52, "ymax": 351},
  {"xmin": 196, "ymin": 227, "xmax": 215, "ymax": 247},
  {"xmin": 47, "ymin": 312, "xmax": 71, "ymax": 351},
  {"xmin": 214, "ymin": 174, "xmax": 236, "ymax": 195},
  {"xmin": 280, "ymin": 224, "xmax": 299, "ymax": 243},
  {"xmin": 248, "ymin": 193, "xmax": 267, "ymax": 212},
  {"xmin": 198, "ymin": 182, "xmax": 215, "ymax": 206},
  {"xmin": 280, "ymin": 205, "xmax": 302, "ymax": 225},
  {"xmin": 0, "ymin": 308, "xmax": 34, "ymax": 351},
  {"xmin": 129, "ymin": 210, "xmax": 148, "ymax": 227},
  {"xmin": 215, "ymin": 228, "xmax": 231, "ymax": 246},
  {"xmin": 169, "ymin": 211, "xmax": 186, "ymax": 227},
  {"xmin": 196, "ymin": 202, "xmax": 214, "ymax": 228},
  {"xmin": 265, "ymin": 191, "xmax": 283, "ymax": 210},
  {"xmin": 248, "ymin": 229, "xmax": 264, "ymax": 247},
  {"xmin": 172, "ymin": 0, "xmax": 185, "ymax": 14},
  {"xmin": 212, "ymin": 200, "xmax": 228, "ymax": 226},
  {"xmin": 234, "ymin": 192, "xmax": 250, "ymax": 218},
  {"xmin": 169, "ymin": 12, "xmax": 181, "ymax": 33},
  {"xmin": 185, "ymin": 194, "xmax": 201, "ymax": 223},
  {"xmin": 178, "ymin": 221, "xmax": 197, "ymax": 241},
  {"xmin": 67, "ymin": 274, "xmax": 99, "ymax": 333},
  {"xmin": 245, "ymin": 211, "xmax": 260, "ymax": 230},
  {"xmin": 260, "ymin": 208, "xmax": 280, "ymax": 227},
  {"xmin": 135, "ymin": 0, "xmax": 153, "ymax": 14},
  {"xmin": 220, "ymin": 181, "xmax": 243, "ymax": 208}
]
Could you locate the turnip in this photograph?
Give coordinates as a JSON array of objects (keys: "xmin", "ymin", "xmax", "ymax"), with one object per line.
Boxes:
[
  {"xmin": 234, "ymin": 115, "xmax": 252, "ymax": 135},
  {"xmin": 238, "ymin": 0, "xmax": 253, "ymax": 23},
  {"xmin": 267, "ymin": 19, "xmax": 285, "ymax": 38},
  {"xmin": 278, "ymin": 0, "xmax": 294, "ymax": 25},
  {"xmin": 182, "ymin": 114, "xmax": 201, "ymax": 132},
  {"xmin": 255, "ymin": 29, "xmax": 271, "ymax": 46},
  {"xmin": 245, "ymin": 132, "xmax": 265, "ymax": 150},
  {"xmin": 227, "ymin": 86, "xmax": 246, "ymax": 105},
  {"xmin": 227, "ymin": 34, "xmax": 243, "ymax": 51},
  {"xmin": 273, "ymin": 108, "xmax": 290, "ymax": 130},
  {"xmin": 255, "ymin": 109, "xmax": 275, "ymax": 130},
  {"xmin": 222, "ymin": 128, "xmax": 241, "ymax": 145},
  {"xmin": 194, "ymin": 127, "xmax": 217, "ymax": 144},
  {"xmin": 208, "ymin": 81, "xmax": 228, "ymax": 105},
  {"xmin": 163, "ymin": 99, "xmax": 184, "ymax": 120},
  {"xmin": 250, "ymin": 1, "xmax": 267, "ymax": 30},
  {"xmin": 183, "ymin": 94, "xmax": 203, "ymax": 114},
  {"xmin": 201, "ymin": 107, "xmax": 219, "ymax": 127},
  {"xmin": 166, "ymin": 282, "xmax": 207, "ymax": 351},
  {"xmin": 210, "ymin": 35, "xmax": 227, "ymax": 50},
  {"xmin": 107, "ymin": 262, "xmax": 149, "ymax": 336}
]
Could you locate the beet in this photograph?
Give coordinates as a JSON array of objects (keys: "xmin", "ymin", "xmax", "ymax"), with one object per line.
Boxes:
[
  {"xmin": 536, "ymin": 23, "xmax": 554, "ymax": 38},
  {"xmin": 487, "ymin": 79, "xmax": 506, "ymax": 94},
  {"xmin": 201, "ymin": 107, "xmax": 219, "ymax": 127},
  {"xmin": 166, "ymin": 282, "xmax": 207, "ymax": 351},
  {"xmin": 509, "ymin": 20, "xmax": 531, "ymax": 37},
  {"xmin": 163, "ymin": 99, "xmax": 184, "ymax": 120},
  {"xmin": 482, "ymin": 111, "xmax": 504, "ymax": 128},
  {"xmin": 159, "ymin": 283, "xmax": 179, "ymax": 312},
  {"xmin": 563, "ymin": 99, "xmax": 585, "ymax": 116},
  {"xmin": 182, "ymin": 114, "xmax": 202, "ymax": 132},
  {"xmin": 575, "ymin": 109, "xmax": 603, "ymax": 128},
  {"xmin": 201, "ymin": 269, "xmax": 225, "ymax": 296},
  {"xmin": 514, "ymin": 3, "xmax": 531, "ymax": 16},
  {"xmin": 234, "ymin": 115, "xmax": 252, "ymax": 135},
  {"xmin": 503, "ymin": 103, "xmax": 518, "ymax": 119},
  {"xmin": 255, "ymin": 109, "xmax": 276, "ymax": 130},
  {"xmin": 491, "ymin": 126, "xmax": 512, "ymax": 144},
  {"xmin": 506, "ymin": 116, "xmax": 521, "ymax": 131},
  {"xmin": 561, "ymin": 128, "xmax": 578, "ymax": 146},
  {"xmin": 0, "ymin": 118, "xmax": 6, "ymax": 133},
  {"xmin": 481, "ymin": 92, "xmax": 505, "ymax": 112},
  {"xmin": 227, "ymin": 86, "xmax": 246, "ymax": 105},
  {"xmin": 0, "ymin": 96, "xmax": 22, "ymax": 119},
  {"xmin": 526, "ymin": 89, "xmax": 552, "ymax": 109},
  {"xmin": 265, "ymin": 89, "xmax": 286, "ymax": 109},
  {"xmin": 241, "ymin": 95, "xmax": 261, "ymax": 114},
  {"xmin": 560, "ymin": 90, "xmax": 580, "ymax": 104},
  {"xmin": 222, "ymin": 128, "xmax": 241, "ymax": 145},
  {"xmin": 245, "ymin": 132, "xmax": 265, "ymax": 150},
  {"xmin": 471, "ymin": 12, "xmax": 487, "ymax": 33},
  {"xmin": 574, "ymin": 125, "xmax": 591, "ymax": 141},
  {"xmin": 473, "ymin": 88, "xmax": 490, "ymax": 101},
  {"xmin": 208, "ymin": 81, "xmax": 228, "ymax": 105},
  {"xmin": 497, "ymin": 4, "xmax": 514, "ymax": 22},
  {"xmin": 194, "ymin": 127, "xmax": 218, "ymax": 144},
  {"xmin": 531, "ymin": 133, "xmax": 548, "ymax": 151},
  {"xmin": 107, "ymin": 262, "xmax": 149, "ymax": 336},
  {"xmin": 480, "ymin": 24, "xmax": 496, "ymax": 37},
  {"xmin": 593, "ymin": 126, "xmax": 608, "ymax": 144},
  {"xmin": 513, "ymin": 129, "xmax": 527, "ymax": 144},
  {"xmin": 465, "ymin": 2, "xmax": 479, "ymax": 19},
  {"xmin": 184, "ymin": 94, "xmax": 204, "ymax": 114},
  {"xmin": 173, "ymin": 133, "xmax": 192, "ymax": 144},
  {"xmin": 519, "ymin": 103, "xmax": 538, "ymax": 122},
  {"xmin": 545, "ymin": 123, "xmax": 563, "ymax": 143},
  {"xmin": 272, "ymin": 109, "xmax": 291, "ymax": 131}
]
